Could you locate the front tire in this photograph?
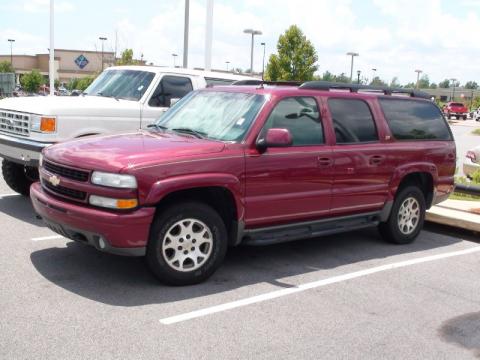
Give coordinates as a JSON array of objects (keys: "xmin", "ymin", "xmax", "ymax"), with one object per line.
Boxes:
[
  {"xmin": 146, "ymin": 201, "xmax": 228, "ymax": 285},
  {"xmin": 379, "ymin": 185, "xmax": 426, "ymax": 244},
  {"xmin": 1, "ymin": 159, "xmax": 38, "ymax": 196}
]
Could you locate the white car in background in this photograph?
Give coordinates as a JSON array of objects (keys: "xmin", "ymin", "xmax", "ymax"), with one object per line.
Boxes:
[
  {"xmin": 464, "ymin": 146, "xmax": 480, "ymax": 178},
  {"xmin": 0, "ymin": 66, "xmax": 256, "ymax": 195}
]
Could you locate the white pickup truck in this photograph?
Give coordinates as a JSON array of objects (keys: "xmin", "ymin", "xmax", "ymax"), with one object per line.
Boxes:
[{"xmin": 0, "ymin": 66, "xmax": 255, "ymax": 195}]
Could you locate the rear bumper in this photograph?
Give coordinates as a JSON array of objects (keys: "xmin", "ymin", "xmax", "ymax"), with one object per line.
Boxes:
[
  {"xmin": 0, "ymin": 133, "xmax": 53, "ymax": 166},
  {"xmin": 30, "ymin": 182, "xmax": 155, "ymax": 256}
]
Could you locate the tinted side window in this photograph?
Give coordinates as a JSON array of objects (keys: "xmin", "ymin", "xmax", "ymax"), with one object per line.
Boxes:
[
  {"xmin": 148, "ymin": 75, "xmax": 193, "ymax": 107},
  {"xmin": 379, "ymin": 99, "xmax": 452, "ymax": 140},
  {"xmin": 263, "ymin": 97, "xmax": 323, "ymax": 146},
  {"xmin": 328, "ymin": 99, "xmax": 378, "ymax": 143},
  {"xmin": 205, "ymin": 77, "xmax": 235, "ymax": 86}
]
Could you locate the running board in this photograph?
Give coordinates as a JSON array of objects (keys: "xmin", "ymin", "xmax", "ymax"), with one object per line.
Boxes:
[{"xmin": 242, "ymin": 212, "xmax": 381, "ymax": 246}]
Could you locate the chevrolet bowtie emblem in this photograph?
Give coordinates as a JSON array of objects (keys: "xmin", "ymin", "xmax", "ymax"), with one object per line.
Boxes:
[{"xmin": 48, "ymin": 175, "xmax": 60, "ymax": 187}]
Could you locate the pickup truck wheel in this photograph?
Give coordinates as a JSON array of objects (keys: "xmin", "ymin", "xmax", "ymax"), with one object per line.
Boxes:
[
  {"xmin": 379, "ymin": 186, "xmax": 425, "ymax": 244},
  {"xmin": 1, "ymin": 159, "xmax": 38, "ymax": 196},
  {"xmin": 463, "ymin": 115, "xmax": 467, "ymax": 120},
  {"xmin": 146, "ymin": 202, "xmax": 228, "ymax": 285}
]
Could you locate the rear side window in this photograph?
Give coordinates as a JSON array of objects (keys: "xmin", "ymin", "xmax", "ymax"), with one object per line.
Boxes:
[
  {"xmin": 263, "ymin": 97, "xmax": 324, "ymax": 146},
  {"xmin": 379, "ymin": 99, "xmax": 452, "ymax": 140},
  {"xmin": 148, "ymin": 75, "xmax": 193, "ymax": 107},
  {"xmin": 205, "ymin": 77, "xmax": 235, "ymax": 86},
  {"xmin": 328, "ymin": 99, "xmax": 378, "ymax": 144}
]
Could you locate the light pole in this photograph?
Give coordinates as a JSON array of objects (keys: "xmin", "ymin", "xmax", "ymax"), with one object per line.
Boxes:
[
  {"xmin": 183, "ymin": 0, "xmax": 189, "ymax": 68},
  {"xmin": 225, "ymin": 61, "xmax": 230, "ymax": 71},
  {"xmin": 261, "ymin": 42, "xmax": 266, "ymax": 80},
  {"xmin": 371, "ymin": 68, "xmax": 377, "ymax": 84},
  {"xmin": 415, "ymin": 69, "xmax": 423, "ymax": 89},
  {"xmin": 172, "ymin": 53, "xmax": 178, "ymax": 67},
  {"xmin": 346, "ymin": 52, "xmax": 359, "ymax": 82},
  {"xmin": 7, "ymin": 39, "xmax": 15, "ymax": 65},
  {"xmin": 244, "ymin": 28, "xmax": 262, "ymax": 74},
  {"xmin": 99, "ymin": 37, "xmax": 107, "ymax": 71},
  {"xmin": 357, "ymin": 70, "xmax": 361, "ymax": 84},
  {"xmin": 450, "ymin": 78, "xmax": 457, "ymax": 101}
]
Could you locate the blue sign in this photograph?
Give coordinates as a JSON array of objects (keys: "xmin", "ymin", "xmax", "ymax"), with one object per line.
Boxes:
[{"xmin": 75, "ymin": 54, "xmax": 89, "ymax": 69}]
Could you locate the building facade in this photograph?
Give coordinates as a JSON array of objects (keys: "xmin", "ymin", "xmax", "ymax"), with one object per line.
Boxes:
[{"xmin": 0, "ymin": 49, "xmax": 115, "ymax": 84}]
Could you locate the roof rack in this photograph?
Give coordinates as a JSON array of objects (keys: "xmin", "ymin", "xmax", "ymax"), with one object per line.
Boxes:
[
  {"xmin": 231, "ymin": 79, "xmax": 302, "ymax": 86},
  {"xmin": 299, "ymin": 81, "xmax": 432, "ymax": 99}
]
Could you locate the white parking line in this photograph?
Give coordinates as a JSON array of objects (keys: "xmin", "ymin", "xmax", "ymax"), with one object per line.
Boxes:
[
  {"xmin": 31, "ymin": 235, "xmax": 64, "ymax": 241},
  {"xmin": 160, "ymin": 246, "xmax": 480, "ymax": 325},
  {"xmin": 0, "ymin": 193, "xmax": 20, "ymax": 199}
]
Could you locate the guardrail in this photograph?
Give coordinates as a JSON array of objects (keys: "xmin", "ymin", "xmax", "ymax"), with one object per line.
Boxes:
[{"xmin": 454, "ymin": 183, "xmax": 480, "ymax": 196}]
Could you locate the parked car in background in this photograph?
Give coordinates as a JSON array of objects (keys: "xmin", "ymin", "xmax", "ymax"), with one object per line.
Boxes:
[
  {"xmin": 31, "ymin": 81, "xmax": 456, "ymax": 285},
  {"xmin": 70, "ymin": 89, "xmax": 83, "ymax": 96},
  {"xmin": 464, "ymin": 146, "xmax": 480, "ymax": 178},
  {"xmin": 443, "ymin": 102, "xmax": 468, "ymax": 120},
  {"xmin": 0, "ymin": 66, "xmax": 256, "ymax": 195},
  {"xmin": 472, "ymin": 107, "xmax": 480, "ymax": 121}
]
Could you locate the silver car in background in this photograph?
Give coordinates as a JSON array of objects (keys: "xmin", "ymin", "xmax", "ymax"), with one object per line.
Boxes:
[{"xmin": 464, "ymin": 146, "xmax": 480, "ymax": 178}]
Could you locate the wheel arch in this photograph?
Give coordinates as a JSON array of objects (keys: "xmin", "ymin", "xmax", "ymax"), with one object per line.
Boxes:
[{"xmin": 390, "ymin": 165, "xmax": 436, "ymax": 209}]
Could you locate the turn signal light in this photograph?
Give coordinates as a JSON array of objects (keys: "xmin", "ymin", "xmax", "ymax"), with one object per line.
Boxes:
[
  {"xmin": 40, "ymin": 117, "xmax": 56, "ymax": 132},
  {"xmin": 116, "ymin": 199, "xmax": 138, "ymax": 209}
]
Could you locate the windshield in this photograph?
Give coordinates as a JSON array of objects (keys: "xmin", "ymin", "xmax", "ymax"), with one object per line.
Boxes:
[
  {"xmin": 155, "ymin": 90, "xmax": 266, "ymax": 142},
  {"xmin": 84, "ymin": 69, "xmax": 155, "ymax": 101}
]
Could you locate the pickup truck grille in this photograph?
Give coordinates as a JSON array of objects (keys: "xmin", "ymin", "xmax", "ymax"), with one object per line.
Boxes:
[
  {"xmin": 44, "ymin": 161, "xmax": 89, "ymax": 182},
  {"xmin": 43, "ymin": 181, "xmax": 87, "ymax": 201},
  {"xmin": 0, "ymin": 110, "xmax": 30, "ymax": 137}
]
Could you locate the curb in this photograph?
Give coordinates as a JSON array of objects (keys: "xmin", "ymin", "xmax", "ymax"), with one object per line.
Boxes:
[{"xmin": 426, "ymin": 206, "xmax": 480, "ymax": 232}]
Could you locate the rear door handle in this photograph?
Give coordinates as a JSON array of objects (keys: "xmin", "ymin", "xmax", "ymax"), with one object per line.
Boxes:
[
  {"xmin": 369, "ymin": 155, "xmax": 385, "ymax": 165},
  {"xmin": 317, "ymin": 157, "xmax": 333, "ymax": 167}
]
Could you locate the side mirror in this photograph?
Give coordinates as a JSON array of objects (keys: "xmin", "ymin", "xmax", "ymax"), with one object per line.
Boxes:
[{"xmin": 257, "ymin": 128, "xmax": 293, "ymax": 152}]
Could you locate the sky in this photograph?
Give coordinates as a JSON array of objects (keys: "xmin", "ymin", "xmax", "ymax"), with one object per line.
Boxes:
[{"xmin": 0, "ymin": 0, "xmax": 479, "ymax": 85}]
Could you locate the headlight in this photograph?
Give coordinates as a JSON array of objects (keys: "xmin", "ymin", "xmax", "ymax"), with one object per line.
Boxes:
[
  {"xmin": 89, "ymin": 195, "xmax": 138, "ymax": 209},
  {"xmin": 31, "ymin": 115, "xmax": 56, "ymax": 133},
  {"xmin": 91, "ymin": 171, "xmax": 137, "ymax": 189}
]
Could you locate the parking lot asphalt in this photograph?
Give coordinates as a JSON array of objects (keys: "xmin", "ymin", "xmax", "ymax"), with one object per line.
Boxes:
[{"xmin": 1, "ymin": 173, "xmax": 480, "ymax": 359}]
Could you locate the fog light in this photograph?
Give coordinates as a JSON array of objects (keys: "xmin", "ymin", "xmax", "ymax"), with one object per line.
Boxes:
[
  {"xmin": 89, "ymin": 195, "xmax": 138, "ymax": 209},
  {"xmin": 98, "ymin": 237, "xmax": 106, "ymax": 249}
]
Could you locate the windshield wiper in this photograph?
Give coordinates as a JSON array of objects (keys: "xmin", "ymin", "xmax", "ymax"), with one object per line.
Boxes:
[
  {"xmin": 171, "ymin": 128, "xmax": 207, "ymax": 139},
  {"xmin": 147, "ymin": 123, "xmax": 168, "ymax": 131},
  {"xmin": 96, "ymin": 92, "xmax": 119, "ymax": 101}
]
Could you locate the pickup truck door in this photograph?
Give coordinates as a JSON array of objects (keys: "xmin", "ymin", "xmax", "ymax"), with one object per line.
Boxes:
[{"xmin": 140, "ymin": 74, "xmax": 196, "ymax": 129}]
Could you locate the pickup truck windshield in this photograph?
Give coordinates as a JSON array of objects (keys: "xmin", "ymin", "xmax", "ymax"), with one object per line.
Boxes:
[
  {"xmin": 156, "ymin": 91, "xmax": 266, "ymax": 142},
  {"xmin": 84, "ymin": 69, "xmax": 155, "ymax": 101}
]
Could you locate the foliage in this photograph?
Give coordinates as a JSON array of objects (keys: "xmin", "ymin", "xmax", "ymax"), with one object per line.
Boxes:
[
  {"xmin": 472, "ymin": 128, "xmax": 480, "ymax": 136},
  {"xmin": 370, "ymin": 76, "xmax": 387, "ymax": 86},
  {"xmin": 390, "ymin": 77, "xmax": 401, "ymax": 88},
  {"xmin": 438, "ymin": 79, "xmax": 450, "ymax": 88},
  {"xmin": 0, "ymin": 61, "xmax": 14, "ymax": 73},
  {"xmin": 417, "ymin": 74, "xmax": 430, "ymax": 89},
  {"xmin": 116, "ymin": 49, "xmax": 139, "ymax": 66},
  {"xmin": 66, "ymin": 78, "xmax": 79, "ymax": 90},
  {"xmin": 54, "ymin": 79, "xmax": 60, "ymax": 89},
  {"xmin": 76, "ymin": 76, "xmax": 95, "ymax": 91},
  {"xmin": 20, "ymin": 70, "xmax": 43, "ymax": 93},
  {"xmin": 464, "ymin": 81, "xmax": 478, "ymax": 89},
  {"xmin": 451, "ymin": 173, "xmax": 480, "ymax": 201},
  {"xmin": 404, "ymin": 82, "xmax": 416, "ymax": 88},
  {"xmin": 472, "ymin": 170, "xmax": 480, "ymax": 184},
  {"xmin": 265, "ymin": 25, "xmax": 318, "ymax": 81},
  {"xmin": 429, "ymin": 83, "xmax": 438, "ymax": 89}
]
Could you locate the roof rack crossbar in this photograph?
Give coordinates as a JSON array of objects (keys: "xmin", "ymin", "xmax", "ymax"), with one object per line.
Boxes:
[
  {"xmin": 299, "ymin": 81, "xmax": 431, "ymax": 99},
  {"xmin": 231, "ymin": 80, "xmax": 302, "ymax": 86}
]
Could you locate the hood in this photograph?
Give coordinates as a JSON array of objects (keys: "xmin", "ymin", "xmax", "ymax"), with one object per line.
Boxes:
[
  {"xmin": 0, "ymin": 95, "xmax": 140, "ymax": 116},
  {"xmin": 43, "ymin": 130, "xmax": 226, "ymax": 172}
]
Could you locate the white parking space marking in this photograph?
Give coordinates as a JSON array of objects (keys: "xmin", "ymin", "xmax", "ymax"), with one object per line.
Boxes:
[
  {"xmin": 0, "ymin": 193, "xmax": 20, "ymax": 199},
  {"xmin": 160, "ymin": 246, "xmax": 480, "ymax": 325},
  {"xmin": 31, "ymin": 235, "xmax": 64, "ymax": 242}
]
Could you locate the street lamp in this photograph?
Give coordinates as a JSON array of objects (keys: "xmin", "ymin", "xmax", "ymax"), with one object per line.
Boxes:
[
  {"xmin": 172, "ymin": 53, "xmax": 178, "ymax": 67},
  {"xmin": 371, "ymin": 68, "xmax": 377, "ymax": 84},
  {"xmin": 357, "ymin": 70, "xmax": 361, "ymax": 84},
  {"xmin": 414, "ymin": 69, "xmax": 423, "ymax": 89},
  {"xmin": 244, "ymin": 28, "xmax": 262, "ymax": 74},
  {"xmin": 225, "ymin": 61, "xmax": 230, "ymax": 72},
  {"xmin": 99, "ymin": 37, "xmax": 107, "ymax": 71},
  {"xmin": 7, "ymin": 39, "xmax": 15, "ymax": 65},
  {"xmin": 261, "ymin": 42, "xmax": 266, "ymax": 80},
  {"xmin": 450, "ymin": 78, "xmax": 457, "ymax": 101},
  {"xmin": 346, "ymin": 52, "xmax": 359, "ymax": 82}
]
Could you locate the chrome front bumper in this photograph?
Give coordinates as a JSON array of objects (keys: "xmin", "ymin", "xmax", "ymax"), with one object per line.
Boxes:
[{"xmin": 0, "ymin": 133, "xmax": 53, "ymax": 166}]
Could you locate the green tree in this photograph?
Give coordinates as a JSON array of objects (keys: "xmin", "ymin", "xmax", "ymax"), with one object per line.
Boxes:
[
  {"xmin": 370, "ymin": 76, "xmax": 387, "ymax": 86},
  {"xmin": 20, "ymin": 70, "xmax": 43, "ymax": 93},
  {"xmin": 66, "ymin": 78, "xmax": 79, "ymax": 90},
  {"xmin": 265, "ymin": 25, "xmax": 318, "ymax": 81},
  {"xmin": 77, "ymin": 76, "xmax": 95, "ymax": 91},
  {"xmin": 334, "ymin": 73, "xmax": 350, "ymax": 83},
  {"xmin": 390, "ymin": 77, "xmax": 401, "ymax": 88},
  {"xmin": 0, "ymin": 61, "xmax": 14, "ymax": 73},
  {"xmin": 464, "ymin": 81, "xmax": 478, "ymax": 89},
  {"xmin": 320, "ymin": 70, "xmax": 335, "ymax": 81},
  {"xmin": 439, "ymin": 79, "xmax": 450, "ymax": 88},
  {"xmin": 116, "ymin": 49, "xmax": 138, "ymax": 66},
  {"xmin": 417, "ymin": 74, "xmax": 430, "ymax": 89},
  {"xmin": 404, "ymin": 82, "xmax": 416, "ymax": 88},
  {"xmin": 429, "ymin": 83, "xmax": 438, "ymax": 89}
]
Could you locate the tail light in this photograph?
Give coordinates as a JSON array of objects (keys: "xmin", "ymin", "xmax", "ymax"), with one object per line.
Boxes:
[{"xmin": 467, "ymin": 151, "xmax": 477, "ymax": 162}]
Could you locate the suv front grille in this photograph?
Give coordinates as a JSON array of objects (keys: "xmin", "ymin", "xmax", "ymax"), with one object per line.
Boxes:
[
  {"xmin": 0, "ymin": 110, "xmax": 30, "ymax": 136},
  {"xmin": 43, "ymin": 181, "xmax": 87, "ymax": 201},
  {"xmin": 44, "ymin": 161, "xmax": 89, "ymax": 182}
]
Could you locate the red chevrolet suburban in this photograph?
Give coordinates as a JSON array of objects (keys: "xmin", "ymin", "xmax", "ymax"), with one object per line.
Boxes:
[{"xmin": 31, "ymin": 81, "xmax": 456, "ymax": 285}]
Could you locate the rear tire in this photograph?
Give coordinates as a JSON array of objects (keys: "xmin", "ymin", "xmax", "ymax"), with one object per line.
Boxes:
[
  {"xmin": 1, "ymin": 159, "xmax": 38, "ymax": 196},
  {"xmin": 463, "ymin": 115, "xmax": 467, "ymax": 120},
  {"xmin": 146, "ymin": 201, "xmax": 228, "ymax": 285},
  {"xmin": 379, "ymin": 185, "xmax": 426, "ymax": 244}
]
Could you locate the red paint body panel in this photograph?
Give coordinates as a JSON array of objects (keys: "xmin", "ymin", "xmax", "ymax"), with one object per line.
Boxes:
[{"xmin": 33, "ymin": 86, "xmax": 456, "ymax": 253}]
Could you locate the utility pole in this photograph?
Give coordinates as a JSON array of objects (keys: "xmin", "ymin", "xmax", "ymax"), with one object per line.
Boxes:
[
  {"xmin": 183, "ymin": 0, "xmax": 189, "ymax": 68},
  {"xmin": 371, "ymin": 68, "xmax": 377, "ymax": 84},
  {"xmin": 415, "ymin": 69, "xmax": 423, "ymax": 89},
  {"xmin": 204, "ymin": 0, "xmax": 213, "ymax": 71},
  {"xmin": 261, "ymin": 42, "xmax": 266, "ymax": 80},
  {"xmin": 225, "ymin": 61, "xmax": 230, "ymax": 71},
  {"xmin": 244, "ymin": 29, "xmax": 262, "ymax": 74},
  {"xmin": 450, "ymin": 78, "xmax": 457, "ymax": 101},
  {"xmin": 172, "ymin": 53, "xmax": 178, "ymax": 67},
  {"xmin": 7, "ymin": 39, "xmax": 15, "ymax": 65},
  {"xmin": 49, "ymin": 0, "xmax": 54, "ymax": 95},
  {"xmin": 99, "ymin": 37, "xmax": 107, "ymax": 71},
  {"xmin": 346, "ymin": 52, "xmax": 359, "ymax": 82}
]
